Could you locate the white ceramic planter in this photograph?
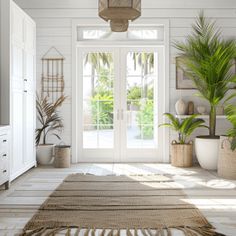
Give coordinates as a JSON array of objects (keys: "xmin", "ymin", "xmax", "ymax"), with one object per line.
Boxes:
[
  {"xmin": 195, "ymin": 137, "xmax": 220, "ymax": 170},
  {"xmin": 36, "ymin": 144, "xmax": 54, "ymax": 165}
]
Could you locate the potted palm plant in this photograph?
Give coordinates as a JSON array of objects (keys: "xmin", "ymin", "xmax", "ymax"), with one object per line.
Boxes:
[
  {"xmin": 174, "ymin": 12, "xmax": 236, "ymax": 170},
  {"xmin": 36, "ymin": 95, "xmax": 66, "ymax": 165},
  {"xmin": 159, "ymin": 113, "xmax": 207, "ymax": 167},
  {"xmin": 218, "ymin": 103, "xmax": 236, "ymax": 179}
]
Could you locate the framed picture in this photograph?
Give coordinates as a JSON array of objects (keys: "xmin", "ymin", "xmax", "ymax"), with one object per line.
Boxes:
[
  {"xmin": 229, "ymin": 59, "xmax": 236, "ymax": 89},
  {"xmin": 176, "ymin": 57, "xmax": 196, "ymax": 90},
  {"xmin": 176, "ymin": 57, "xmax": 236, "ymax": 90}
]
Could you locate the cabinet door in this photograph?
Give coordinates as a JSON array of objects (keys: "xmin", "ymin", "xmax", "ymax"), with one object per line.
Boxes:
[
  {"xmin": 11, "ymin": 42, "xmax": 24, "ymax": 176},
  {"xmin": 24, "ymin": 52, "xmax": 35, "ymax": 92},
  {"xmin": 23, "ymin": 17, "xmax": 36, "ymax": 166},
  {"xmin": 11, "ymin": 3, "xmax": 24, "ymax": 45},
  {"xmin": 24, "ymin": 17, "xmax": 35, "ymax": 52},
  {"xmin": 11, "ymin": 89, "xmax": 24, "ymax": 174},
  {"xmin": 24, "ymin": 90, "xmax": 35, "ymax": 165}
]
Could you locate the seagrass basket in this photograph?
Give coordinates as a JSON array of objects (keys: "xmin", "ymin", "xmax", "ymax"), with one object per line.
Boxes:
[
  {"xmin": 218, "ymin": 136, "xmax": 236, "ymax": 180},
  {"xmin": 54, "ymin": 145, "xmax": 71, "ymax": 168},
  {"xmin": 170, "ymin": 141, "xmax": 193, "ymax": 168}
]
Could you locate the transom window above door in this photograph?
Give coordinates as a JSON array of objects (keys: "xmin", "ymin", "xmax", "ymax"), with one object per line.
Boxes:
[{"xmin": 77, "ymin": 26, "xmax": 164, "ymax": 41}]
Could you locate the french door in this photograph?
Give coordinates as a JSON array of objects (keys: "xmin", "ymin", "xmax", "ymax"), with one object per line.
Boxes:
[{"xmin": 77, "ymin": 46, "xmax": 166, "ymax": 162}]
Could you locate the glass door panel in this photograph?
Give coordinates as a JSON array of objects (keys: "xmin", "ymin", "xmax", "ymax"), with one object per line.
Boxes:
[
  {"xmin": 126, "ymin": 52, "xmax": 158, "ymax": 149},
  {"xmin": 82, "ymin": 52, "xmax": 115, "ymax": 149}
]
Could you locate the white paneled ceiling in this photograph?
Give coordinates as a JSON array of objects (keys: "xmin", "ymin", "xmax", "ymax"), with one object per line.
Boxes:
[{"xmin": 14, "ymin": 0, "xmax": 236, "ymax": 9}]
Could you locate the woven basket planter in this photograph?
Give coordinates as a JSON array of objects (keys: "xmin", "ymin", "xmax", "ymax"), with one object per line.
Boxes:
[
  {"xmin": 54, "ymin": 145, "xmax": 71, "ymax": 168},
  {"xmin": 218, "ymin": 136, "xmax": 236, "ymax": 180},
  {"xmin": 170, "ymin": 141, "xmax": 193, "ymax": 168}
]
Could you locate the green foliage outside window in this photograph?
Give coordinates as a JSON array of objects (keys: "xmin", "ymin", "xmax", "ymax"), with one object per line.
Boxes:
[{"xmin": 136, "ymin": 100, "xmax": 154, "ymax": 139}]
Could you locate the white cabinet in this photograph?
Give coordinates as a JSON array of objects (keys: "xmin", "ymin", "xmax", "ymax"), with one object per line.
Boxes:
[
  {"xmin": 0, "ymin": 0, "xmax": 36, "ymax": 181},
  {"xmin": 0, "ymin": 126, "xmax": 10, "ymax": 189}
]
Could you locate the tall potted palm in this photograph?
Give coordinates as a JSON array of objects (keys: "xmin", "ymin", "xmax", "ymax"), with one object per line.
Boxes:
[
  {"xmin": 174, "ymin": 12, "xmax": 236, "ymax": 170},
  {"xmin": 36, "ymin": 95, "xmax": 66, "ymax": 165}
]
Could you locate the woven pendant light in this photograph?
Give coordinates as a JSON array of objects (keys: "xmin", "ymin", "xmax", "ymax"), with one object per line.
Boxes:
[{"xmin": 99, "ymin": 0, "xmax": 141, "ymax": 32}]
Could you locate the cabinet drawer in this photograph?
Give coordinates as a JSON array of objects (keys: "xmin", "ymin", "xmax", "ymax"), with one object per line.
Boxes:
[
  {"xmin": 0, "ymin": 158, "xmax": 9, "ymax": 179},
  {"xmin": 0, "ymin": 169, "xmax": 8, "ymax": 183},
  {"xmin": 0, "ymin": 135, "xmax": 8, "ymax": 149}
]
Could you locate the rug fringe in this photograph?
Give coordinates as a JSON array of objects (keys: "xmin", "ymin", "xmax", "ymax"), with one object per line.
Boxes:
[{"xmin": 20, "ymin": 226, "xmax": 226, "ymax": 236}]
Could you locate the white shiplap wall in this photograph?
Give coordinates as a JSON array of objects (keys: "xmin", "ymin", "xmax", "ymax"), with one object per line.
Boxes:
[{"xmin": 14, "ymin": 0, "xmax": 236, "ymax": 158}]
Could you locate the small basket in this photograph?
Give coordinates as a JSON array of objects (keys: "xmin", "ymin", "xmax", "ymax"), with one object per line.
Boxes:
[
  {"xmin": 54, "ymin": 145, "xmax": 71, "ymax": 168},
  {"xmin": 170, "ymin": 140, "xmax": 193, "ymax": 168}
]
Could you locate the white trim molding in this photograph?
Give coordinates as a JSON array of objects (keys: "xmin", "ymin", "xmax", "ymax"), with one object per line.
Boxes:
[{"xmin": 71, "ymin": 18, "xmax": 170, "ymax": 163}]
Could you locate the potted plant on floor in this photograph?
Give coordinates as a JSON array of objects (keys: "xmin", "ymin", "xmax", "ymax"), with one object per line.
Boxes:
[
  {"xmin": 159, "ymin": 113, "xmax": 207, "ymax": 167},
  {"xmin": 36, "ymin": 95, "xmax": 66, "ymax": 165},
  {"xmin": 174, "ymin": 12, "xmax": 236, "ymax": 170},
  {"xmin": 218, "ymin": 103, "xmax": 236, "ymax": 179}
]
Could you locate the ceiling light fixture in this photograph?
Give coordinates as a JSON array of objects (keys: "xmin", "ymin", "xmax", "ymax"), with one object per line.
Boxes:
[{"xmin": 99, "ymin": 0, "xmax": 141, "ymax": 32}]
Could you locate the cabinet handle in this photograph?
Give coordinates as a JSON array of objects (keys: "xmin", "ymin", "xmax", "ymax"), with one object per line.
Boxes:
[
  {"xmin": 3, "ymin": 154, "xmax": 7, "ymax": 157},
  {"xmin": 3, "ymin": 140, "xmax": 7, "ymax": 143},
  {"xmin": 24, "ymin": 90, "xmax": 27, "ymax": 93},
  {"xmin": 24, "ymin": 79, "xmax": 28, "ymax": 82},
  {"xmin": 3, "ymin": 170, "xmax": 7, "ymax": 173}
]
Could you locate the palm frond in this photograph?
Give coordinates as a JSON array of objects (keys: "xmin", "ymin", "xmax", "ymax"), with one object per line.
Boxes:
[
  {"xmin": 160, "ymin": 113, "xmax": 180, "ymax": 131},
  {"xmin": 36, "ymin": 95, "xmax": 66, "ymax": 145},
  {"xmin": 160, "ymin": 113, "xmax": 207, "ymax": 143}
]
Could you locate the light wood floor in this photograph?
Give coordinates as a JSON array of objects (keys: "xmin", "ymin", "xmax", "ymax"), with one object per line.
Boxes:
[{"xmin": 0, "ymin": 164, "xmax": 236, "ymax": 236}]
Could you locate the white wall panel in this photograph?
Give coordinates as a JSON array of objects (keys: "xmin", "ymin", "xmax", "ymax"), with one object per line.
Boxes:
[{"xmin": 13, "ymin": 0, "xmax": 236, "ymax": 154}]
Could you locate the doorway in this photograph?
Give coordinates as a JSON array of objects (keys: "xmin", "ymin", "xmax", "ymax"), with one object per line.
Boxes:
[{"xmin": 76, "ymin": 46, "xmax": 166, "ymax": 162}]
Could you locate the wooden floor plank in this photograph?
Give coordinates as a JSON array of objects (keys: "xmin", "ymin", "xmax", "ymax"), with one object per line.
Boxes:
[{"xmin": 0, "ymin": 164, "xmax": 235, "ymax": 235}]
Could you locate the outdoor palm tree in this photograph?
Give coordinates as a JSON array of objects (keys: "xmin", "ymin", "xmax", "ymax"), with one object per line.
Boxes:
[
  {"xmin": 174, "ymin": 12, "xmax": 236, "ymax": 137},
  {"xmin": 84, "ymin": 53, "xmax": 112, "ymax": 96},
  {"xmin": 132, "ymin": 52, "xmax": 154, "ymax": 98}
]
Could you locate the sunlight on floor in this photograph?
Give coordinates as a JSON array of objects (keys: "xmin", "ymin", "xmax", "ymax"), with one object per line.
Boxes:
[{"xmin": 200, "ymin": 179, "xmax": 236, "ymax": 189}]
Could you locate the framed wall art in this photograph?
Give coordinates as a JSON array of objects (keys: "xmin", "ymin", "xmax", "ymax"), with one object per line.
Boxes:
[
  {"xmin": 175, "ymin": 57, "xmax": 236, "ymax": 90},
  {"xmin": 176, "ymin": 57, "xmax": 196, "ymax": 90}
]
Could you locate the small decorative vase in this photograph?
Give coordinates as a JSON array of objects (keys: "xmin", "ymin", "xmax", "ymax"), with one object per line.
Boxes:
[
  {"xmin": 197, "ymin": 106, "xmax": 206, "ymax": 115},
  {"xmin": 187, "ymin": 101, "xmax": 194, "ymax": 115},
  {"xmin": 175, "ymin": 98, "xmax": 186, "ymax": 115}
]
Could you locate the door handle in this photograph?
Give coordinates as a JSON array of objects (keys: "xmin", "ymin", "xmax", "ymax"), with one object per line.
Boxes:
[
  {"xmin": 117, "ymin": 110, "xmax": 120, "ymax": 120},
  {"xmin": 120, "ymin": 109, "xmax": 124, "ymax": 120}
]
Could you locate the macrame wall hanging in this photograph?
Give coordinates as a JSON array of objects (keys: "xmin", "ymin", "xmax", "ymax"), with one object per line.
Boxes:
[{"xmin": 41, "ymin": 47, "xmax": 65, "ymax": 102}]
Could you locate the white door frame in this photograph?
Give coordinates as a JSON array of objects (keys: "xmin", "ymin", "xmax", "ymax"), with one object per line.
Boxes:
[{"xmin": 71, "ymin": 18, "xmax": 170, "ymax": 163}]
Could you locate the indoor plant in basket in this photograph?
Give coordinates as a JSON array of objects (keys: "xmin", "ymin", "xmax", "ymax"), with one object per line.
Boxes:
[
  {"xmin": 36, "ymin": 95, "xmax": 66, "ymax": 165},
  {"xmin": 159, "ymin": 113, "xmax": 207, "ymax": 167},
  {"xmin": 174, "ymin": 12, "xmax": 236, "ymax": 170},
  {"xmin": 218, "ymin": 104, "xmax": 236, "ymax": 179}
]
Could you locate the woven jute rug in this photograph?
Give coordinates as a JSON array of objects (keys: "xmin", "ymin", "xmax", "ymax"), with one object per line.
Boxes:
[{"xmin": 21, "ymin": 174, "xmax": 224, "ymax": 236}]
